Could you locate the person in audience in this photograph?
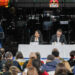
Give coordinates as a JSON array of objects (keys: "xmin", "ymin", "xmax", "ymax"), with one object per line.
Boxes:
[
  {"xmin": 4, "ymin": 59, "xmax": 13, "ymax": 71},
  {"xmin": 55, "ymin": 63, "xmax": 68, "ymax": 75},
  {"xmin": 52, "ymin": 48, "xmax": 64, "ymax": 64},
  {"xmin": 30, "ymin": 30, "xmax": 43, "ymax": 44},
  {"xmin": 23, "ymin": 66, "xmax": 38, "ymax": 75},
  {"xmin": 55, "ymin": 63, "xmax": 73, "ymax": 75},
  {"xmin": 68, "ymin": 51, "xmax": 75, "ymax": 67},
  {"xmin": 32, "ymin": 59, "xmax": 49, "ymax": 75},
  {"xmin": 16, "ymin": 51, "xmax": 24, "ymax": 59},
  {"xmin": 2, "ymin": 51, "xmax": 13, "ymax": 66},
  {"xmin": 42, "ymin": 55, "xmax": 57, "ymax": 72},
  {"xmin": 23, "ymin": 59, "xmax": 49, "ymax": 75},
  {"xmin": 0, "ymin": 53, "xmax": 3, "ymax": 71},
  {"xmin": 63, "ymin": 61, "xmax": 72, "ymax": 73},
  {"xmin": 0, "ymin": 48, "xmax": 5, "ymax": 59},
  {"xmin": 36, "ymin": 52, "xmax": 44, "ymax": 64},
  {"xmin": 15, "ymin": 51, "xmax": 25, "ymax": 71},
  {"xmin": 5, "ymin": 51, "xmax": 13, "ymax": 60},
  {"xmin": 23, "ymin": 52, "xmax": 37, "ymax": 69},
  {"xmin": 23, "ymin": 53, "xmax": 39, "ymax": 75},
  {"xmin": 9, "ymin": 66, "xmax": 20, "ymax": 75},
  {"xmin": 50, "ymin": 29, "xmax": 67, "ymax": 44},
  {"xmin": 2, "ymin": 60, "xmax": 21, "ymax": 74},
  {"xmin": 26, "ymin": 52, "xmax": 37, "ymax": 68},
  {"xmin": 2, "ymin": 65, "xmax": 8, "ymax": 73},
  {"xmin": 4, "ymin": 51, "xmax": 21, "ymax": 71}
]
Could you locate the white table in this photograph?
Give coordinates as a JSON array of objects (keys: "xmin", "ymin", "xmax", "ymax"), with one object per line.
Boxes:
[{"xmin": 18, "ymin": 44, "xmax": 75, "ymax": 58}]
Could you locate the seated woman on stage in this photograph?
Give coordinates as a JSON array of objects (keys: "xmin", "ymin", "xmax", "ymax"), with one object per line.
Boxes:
[{"xmin": 30, "ymin": 30, "xmax": 43, "ymax": 44}]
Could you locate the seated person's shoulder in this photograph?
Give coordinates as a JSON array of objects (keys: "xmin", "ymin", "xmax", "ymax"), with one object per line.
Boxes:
[
  {"xmin": 3, "ymin": 72, "xmax": 11, "ymax": 75},
  {"xmin": 62, "ymin": 34, "xmax": 65, "ymax": 37},
  {"xmin": 23, "ymin": 60, "xmax": 29, "ymax": 66}
]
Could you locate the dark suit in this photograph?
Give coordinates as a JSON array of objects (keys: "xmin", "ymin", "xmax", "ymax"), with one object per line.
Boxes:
[
  {"xmin": 30, "ymin": 35, "xmax": 43, "ymax": 44},
  {"xmin": 50, "ymin": 34, "xmax": 67, "ymax": 44}
]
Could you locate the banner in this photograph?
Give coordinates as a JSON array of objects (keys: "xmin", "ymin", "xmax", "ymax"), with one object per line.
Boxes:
[
  {"xmin": 49, "ymin": 0, "xmax": 59, "ymax": 8},
  {"xmin": 0, "ymin": 0, "xmax": 10, "ymax": 8}
]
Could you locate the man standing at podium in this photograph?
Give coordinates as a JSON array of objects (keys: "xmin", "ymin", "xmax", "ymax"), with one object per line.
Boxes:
[{"xmin": 50, "ymin": 29, "xmax": 67, "ymax": 44}]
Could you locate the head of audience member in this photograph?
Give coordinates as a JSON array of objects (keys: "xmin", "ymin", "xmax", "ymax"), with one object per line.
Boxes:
[
  {"xmin": 29, "ymin": 52, "xmax": 37, "ymax": 60},
  {"xmin": 5, "ymin": 51, "xmax": 13, "ymax": 60},
  {"xmin": 32, "ymin": 59, "xmax": 44, "ymax": 74},
  {"xmin": 0, "ymin": 48, "xmax": 5, "ymax": 58},
  {"xmin": 36, "ymin": 52, "xmax": 41, "ymax": 60},
  {"xmin": 9, "ymin": 66, "xmax": 20, "ymax": 75},
  {"xmin": 46, "ymin": 55, "xmax": 55, "ymax": 62},
  {"xmin": 52, "ymin": 48, "xmax": 59, "ymax": 58},
  {"xmin": 2, "ymin": 66, "xmax": 8, "ymax": 73},
  {"xmin": 36, "ymin": 52, "xmax": 44, "ymax": 65},
  {"xmin": 32, "ymin": 59, "xmax": 40, "ymax": 71},
  {"xmin": 26, "ymin": 52, "xmax": 37, "ymax": 68},
  {"xmin": 5, "ymin": 59, "xmax": 13, "ymax": 71},
  {"xmin": 55, "ymin": 63, "xmax": 68, "ymax": 75},
  {"xmin": 69, "ymin": 51, "xmax": 75, "ymax": 67},
  {"xmin": 56, "ymin": 29, "xmax": 62, "ymax": 37},
  {"xmin": 70, "ymin": 51, "xmax": 75, "ymax": 59},
  {"xmin": 34, "ymin": 30, "xmax": 41, "ymax": 38},
  {"xmin": 16, "ymin": 51, "xmax": 24, "ymax": 59},
  {"xmin": 63, "ymin": 61, "xmax": 72, "ymax": 73}
]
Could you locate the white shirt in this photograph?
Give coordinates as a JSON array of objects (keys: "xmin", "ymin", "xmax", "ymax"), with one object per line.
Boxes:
[
  {"xmin": 57, "ymin": 37, "xmax": 60, "ymax": 42},
  {"xmin": 35, "ymin": 37, "xmax": 39, "ymax": 42}
]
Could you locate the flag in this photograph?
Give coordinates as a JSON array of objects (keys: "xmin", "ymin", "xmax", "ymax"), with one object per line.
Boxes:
[
  {"xmin": 49, "ymin": 0, "xmax": 59, "ymax": 8},
  {"xmin": 0, "ymin": 0, "xmax": 10, "ymax": 8},
  {"xmin": 50, "ymin": 0, "xmax": 59, "ymax": 3}
]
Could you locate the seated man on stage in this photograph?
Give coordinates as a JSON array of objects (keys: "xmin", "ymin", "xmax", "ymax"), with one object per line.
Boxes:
[{"xmin": 50, "ymin": 29, "xmax": 67, "ymax": 44}]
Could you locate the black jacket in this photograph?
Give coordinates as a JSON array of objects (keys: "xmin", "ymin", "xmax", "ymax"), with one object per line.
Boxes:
[
  {"xmin": 42, "ymin": 60, "xmax": 57, "ymax": 72},
  {"xmin": 50, "ymin": 34, "xmax": 67, "ymax": 44},
  {"xmin": 30, "ymin": 35, "xmax": 43, "ymax": 44}
]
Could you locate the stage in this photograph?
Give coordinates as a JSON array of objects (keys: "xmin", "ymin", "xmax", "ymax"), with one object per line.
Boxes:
[{"xmin": 18, "ymin": 44, "xmax": 75, "ymax": 59}]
